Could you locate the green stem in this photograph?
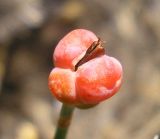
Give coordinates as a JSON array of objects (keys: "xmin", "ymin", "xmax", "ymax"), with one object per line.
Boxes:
[{"xmin": 54, "ymin": 103, "xmax": 75, "ymax": 139}]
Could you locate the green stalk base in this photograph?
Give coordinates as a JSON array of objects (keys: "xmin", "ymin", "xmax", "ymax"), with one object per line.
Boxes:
[{"xmin": 54, "ymin": 103, "xmax": 75, "ymax": 139}]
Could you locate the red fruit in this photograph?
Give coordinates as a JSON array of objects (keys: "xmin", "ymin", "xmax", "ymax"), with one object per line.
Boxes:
[{"xmin": 49, "ymin": 29, "xmax": 123, "ymax": 107}]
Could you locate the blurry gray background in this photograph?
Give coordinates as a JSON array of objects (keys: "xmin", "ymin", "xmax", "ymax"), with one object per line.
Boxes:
[{"xmin": 0, "ymin": 0, "xmax": 160, "ymax": 139}]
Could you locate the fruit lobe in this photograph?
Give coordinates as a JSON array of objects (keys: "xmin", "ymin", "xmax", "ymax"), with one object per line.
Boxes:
[
  {"xmin": 54, "ymin": 29, "xmax": 99, "ymax": 69},
  {"xmin": 76, "ymin": 55, "xmax": 122, "ymax": 104},
  {"xmin": 48, "ymin": 68, "xmax": 76, "ymax": 104},
  {"xmin": 49, "ymin": 29, "xmax": 123, "ymax": 107}
]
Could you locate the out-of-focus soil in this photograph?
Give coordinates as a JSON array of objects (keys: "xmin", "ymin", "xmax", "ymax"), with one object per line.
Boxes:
[{"xmin": 0, "ymin": 0, "xmax": 160, "ymax": 139}]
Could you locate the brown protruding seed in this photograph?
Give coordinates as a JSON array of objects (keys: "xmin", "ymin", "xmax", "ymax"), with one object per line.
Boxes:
[
  {"xmin": 86, "ymin": 37, "xmax": 101, "ymax": 54},
  {"xmin": 74, "ymin": 38, "xmax": 104, "ymax": 71}
]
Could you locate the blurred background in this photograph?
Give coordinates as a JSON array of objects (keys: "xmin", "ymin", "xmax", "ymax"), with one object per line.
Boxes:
[{"xmin": 0, "ymin": 0, "xmax": 160, "ymax": 139}]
